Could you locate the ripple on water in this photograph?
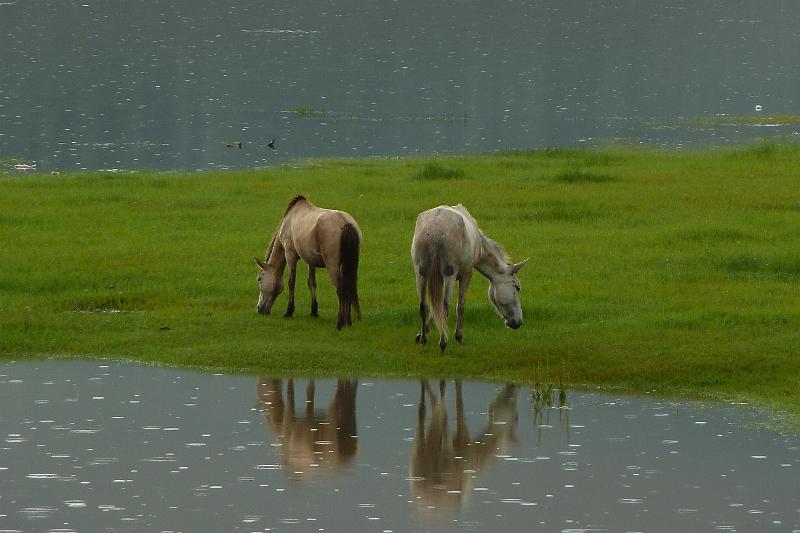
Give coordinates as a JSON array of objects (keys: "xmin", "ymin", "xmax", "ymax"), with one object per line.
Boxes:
[
  {"xmin": 97, "ymin": 504, "xmax": 126, "ymax": 512},
  {"xmin": 19, "ymin": 506, "xmax": 57, "ymax": 519},
  {"xmin": 64, "ymin": 500, "xmax": 87, "ymax": 508}
]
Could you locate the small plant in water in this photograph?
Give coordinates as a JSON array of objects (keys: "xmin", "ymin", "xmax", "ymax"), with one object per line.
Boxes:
[{"xmin": 286, "ymin": 106, "xmax": 328, "ymax": 117}]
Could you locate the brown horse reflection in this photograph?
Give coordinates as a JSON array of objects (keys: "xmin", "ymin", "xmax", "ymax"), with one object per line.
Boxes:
[
  {"xmin": 257, "ymin": 378, "xmax": 358, "ymax": 481},
  {"xmin": 410, "ymin": 380, "xmax": 519, "ymax": 517}
]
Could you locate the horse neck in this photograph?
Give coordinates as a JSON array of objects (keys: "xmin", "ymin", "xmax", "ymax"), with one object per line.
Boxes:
[
  {"xmin": 474, "ymin": 233, "xmax": 507, "ymax": 281},
  {"xmin": 265, "ymin": 224, "xmax": 288, "ymax": 270}
]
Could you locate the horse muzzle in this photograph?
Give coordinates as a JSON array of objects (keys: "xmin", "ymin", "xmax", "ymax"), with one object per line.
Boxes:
[
  {"xmin": 257, "ymin": 304, "xmax": 271, "ymax": 315},
  {"xmin": 506, "ymin": 318, "xmax": 523, "ymax": 329}
]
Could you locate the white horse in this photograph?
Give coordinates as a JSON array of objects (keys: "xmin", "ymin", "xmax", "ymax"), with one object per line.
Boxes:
[{"xmin": 411, "ymin": 204, "xmax": 527, "ymax": 352}]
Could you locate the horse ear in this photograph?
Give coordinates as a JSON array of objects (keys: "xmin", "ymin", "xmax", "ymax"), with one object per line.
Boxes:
[
  {"xmin": 254, "ymin": 257, "xmax": 267, "ymax": 270},
  {"xmin": 509, "ymin": 258, "xmax": 529, "ymax": 274}
]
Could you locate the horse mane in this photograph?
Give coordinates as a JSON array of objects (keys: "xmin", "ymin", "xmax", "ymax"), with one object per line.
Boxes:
[
  {"xmin": 284, "ymin": 194, "xmax": 310, "ymax": 217},
  {"xmin": 453, "ymin": 203, "xmax": 512, "ymax": 265},
  {"xmin": 482, "ymin": 235, "xmax": 512, "ymax": 265},
  {"xmin": 265, "ymin": 232, "xmax": 277, "ymax": 261},
  {"xmin": 264, "ymin": 195, "xmax": 311, "ymax": 261}
]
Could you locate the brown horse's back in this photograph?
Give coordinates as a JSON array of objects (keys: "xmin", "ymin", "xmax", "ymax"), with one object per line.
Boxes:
[{"xmin": 290, "ymin": 208, "xmax": 360, "ymax": 268}]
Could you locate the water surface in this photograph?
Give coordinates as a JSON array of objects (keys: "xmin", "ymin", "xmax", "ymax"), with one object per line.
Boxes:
[
  {"xmin": 2, "ymin": 0, "xmax": 800, "ymax": 171},
  {"xmin": 1, "ymin": 360, "xmax": 798, "ymax": 532}
]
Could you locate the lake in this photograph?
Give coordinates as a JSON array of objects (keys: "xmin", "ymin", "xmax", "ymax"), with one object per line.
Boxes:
[
  {"xmin": 1, "ymin": 359, "xmax": 797, "ymax": 532},
  {"xmin": 2, "ymin": 0, "xmax": 800, "ymax": 171}
]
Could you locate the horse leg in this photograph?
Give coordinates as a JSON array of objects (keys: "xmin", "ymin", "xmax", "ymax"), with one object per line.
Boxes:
[
  {"xmin": 439, "ymin": 275, "xmax": 456, "ymax": 352},
  {"xmin": 326, "ymin": 267, "xmax": 346, "ymax": 330},
  {"xmin": 306, "ymin": 379, "xmax": 315, "ymax": 417},
  {"xmin": 283, "ymin": 252, "xmax": 298, "ymax": 318},
  {"xmin": 286, "ymin": 379, "xmax": 295, "ymax": 422},
  {"xmin": 415, "ymin": 271, "xmax": 428, "ymax": 345},
  {"xmin": 455, "ymin": 271, "xmax": 472, "ymax": 343},
  {"xmin": 308, "ymin": 266, "xmax": 318, "ymax": 317}
]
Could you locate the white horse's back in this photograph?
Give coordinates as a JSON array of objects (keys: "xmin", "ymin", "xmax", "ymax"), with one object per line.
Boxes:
[{"xmin": 413, "ymin": 207, "xmax": 465, "ymax": 277}]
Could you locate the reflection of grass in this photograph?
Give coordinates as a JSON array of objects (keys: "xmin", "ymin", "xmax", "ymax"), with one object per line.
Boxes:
[{"xmin": 2, "ymin": 141, "xmax": 800, "ymax": 428}]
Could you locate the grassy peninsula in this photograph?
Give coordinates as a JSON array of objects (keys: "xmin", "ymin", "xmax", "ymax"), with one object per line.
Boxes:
[{"xmin": 1, "ymin": 144, "xmax": 799, "ymax": 421}]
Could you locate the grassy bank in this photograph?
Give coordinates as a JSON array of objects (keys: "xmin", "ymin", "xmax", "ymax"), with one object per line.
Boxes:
[{"xmin": 2, "ymin": 144, "xmax": 799, "ymax": 422}]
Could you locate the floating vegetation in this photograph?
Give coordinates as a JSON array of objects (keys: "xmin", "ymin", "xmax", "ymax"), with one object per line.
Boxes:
[
  {"xmin": 284, "ymin": 107, "xmax": 469, "ymax": 123},
  {"xmin": 241, "ymin": 28, "xmax": 320, "ymax": 35},
  {"xmin": 669, "ymin": 114, "xmax": 800, "ymax": 128},
  {"xmin": 411, "ymin": 162, "xmax": 466, "ymax": 180},
  {"xmin": 398, "ymin": 112, "xmax": 469, "ymax": 124},
  {"xmin": 285, "ymin": 106, "xmax": 331, "ymax": 118}
]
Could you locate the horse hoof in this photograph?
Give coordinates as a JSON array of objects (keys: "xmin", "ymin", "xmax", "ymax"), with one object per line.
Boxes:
[
  {"xmin": 455, "ymin": 332, "xmax": 463, "ymax": 343},
  {"xmin": 415, "ymin": 333, "xmax": 427, "ymax": 345},
  {"xmin": 439, "ymin": 339, "xmax": 447, "ymax": 352}
]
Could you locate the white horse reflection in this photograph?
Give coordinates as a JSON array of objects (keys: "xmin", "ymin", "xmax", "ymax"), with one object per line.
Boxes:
[{"xmin": 409, "ymin": 380, "xmax": 519, "ymax": 518}]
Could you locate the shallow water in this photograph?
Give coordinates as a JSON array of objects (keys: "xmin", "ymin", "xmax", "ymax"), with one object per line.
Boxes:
[
  {"xmin": 2, "ymin": 0, "xmax": 800, "ymax": 171},
  {"xmin": 0, "ymin": 360, "xmax": 798, "ymax": 532}
]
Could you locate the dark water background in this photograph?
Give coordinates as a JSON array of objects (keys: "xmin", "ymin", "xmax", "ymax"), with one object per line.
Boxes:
[
  {"xmin": 1, "ymin": 360, "xmax": 798, "ymax": 532},
  {"xmin": 2, "ymin": 0, "xmax": 800, "ymax": 171}
]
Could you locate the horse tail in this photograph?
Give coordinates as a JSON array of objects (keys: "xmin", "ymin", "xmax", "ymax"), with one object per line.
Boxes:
[
  {"xmin": 339, "ymin": 222, "xmax": 361, "ymax": 326},
  {"xmin": 427, "ymin": 252, "xmax": 449, "ymax": 349}
]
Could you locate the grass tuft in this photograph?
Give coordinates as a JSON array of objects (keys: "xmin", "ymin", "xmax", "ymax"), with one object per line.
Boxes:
[
  {"xmin": 552, "ymin": 169, "xmax": 618, "ymax": 183},
  {"xmin": 411, "ymin": 162, "xmax": 466, "ymax": 180}
]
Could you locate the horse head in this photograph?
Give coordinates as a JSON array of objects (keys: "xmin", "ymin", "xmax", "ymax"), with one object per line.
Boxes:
[
  {"xmin": 488, "ymin": 258, "xmax": 528, "ymax": 329},
  {"xmin": 254, "ymin": 257, "xmax": 283, "ymax": 315}
]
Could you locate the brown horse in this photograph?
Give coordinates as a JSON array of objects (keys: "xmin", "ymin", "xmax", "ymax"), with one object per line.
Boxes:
[
  {"xmin": 256, "ymin": 378, "xmax": 358, "ymax": 481},
  {"xmin": 254, "ymin": 195, "xmax": 361, "ymax": 329}
]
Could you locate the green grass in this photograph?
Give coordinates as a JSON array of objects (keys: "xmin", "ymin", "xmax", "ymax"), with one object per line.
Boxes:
[
  {"xmin": 2, "ymin": 143, "xmax": 799, "ymax": 428},
  {"xmin": 412, "ymin": 162, "xmax": 467, "ymax": 180}
]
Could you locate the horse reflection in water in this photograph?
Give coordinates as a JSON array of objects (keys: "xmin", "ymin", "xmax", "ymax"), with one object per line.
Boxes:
[
  {"xmin": 257, "ymin": 378, "xmax": 358, "ymax": 481},
  {"xmin": 410, "ymin": 380, "xmax": 519, "ymax": 517}
]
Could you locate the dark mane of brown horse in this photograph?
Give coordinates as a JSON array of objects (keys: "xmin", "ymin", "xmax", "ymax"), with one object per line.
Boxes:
[
  {"xmin": 284, "ymin": 194, "xmax": 309, "ymax": 217},
  {"xmin": 264, "ymin": 233, "xmax": 277, "ymax": 261},
  {"xmin": 265, "ymin": 196, "xmax": 310, "ymax": 261}
]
